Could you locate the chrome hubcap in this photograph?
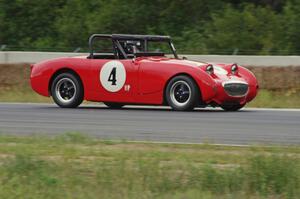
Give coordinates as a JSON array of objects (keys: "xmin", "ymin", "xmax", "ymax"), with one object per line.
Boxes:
[
  {"xmin": 170, "ymin": 81, "xmax": 191, "ymax": 107},
  {"xmin": 55, "ymin": 78, "xmax": 76, "ymax": 103}
]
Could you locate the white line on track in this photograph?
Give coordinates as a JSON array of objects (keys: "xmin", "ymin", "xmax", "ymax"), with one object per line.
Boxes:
[
  {"xmin": 97, "ymin": 139, "xmax": 298, "ymax": 148},
  {"xmin": 245, "ymin": 107, "xmax": 300, "ymax": 112}
]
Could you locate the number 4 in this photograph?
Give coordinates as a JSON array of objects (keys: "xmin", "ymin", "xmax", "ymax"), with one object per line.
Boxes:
[{"xmin": 108, "ymin": 67, "xmax": 117, "ymax": 85}]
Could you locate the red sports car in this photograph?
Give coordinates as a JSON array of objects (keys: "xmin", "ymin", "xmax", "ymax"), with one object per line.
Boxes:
[{"xmin": 30, "ymin": 34, "xmax": 258, "ymax": 111}]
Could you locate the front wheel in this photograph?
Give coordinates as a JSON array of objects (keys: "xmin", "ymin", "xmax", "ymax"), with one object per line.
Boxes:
[
  {"xmin": 165, "ymin": 75, "xmax": 200, "ymax": 111},
  {"xmin": 51, "ymin": 73, "xmax": 83, "ymax": 108},
  {"xmin": 220, "ymin": 104, "xmax": 245, "ymax": 111}
]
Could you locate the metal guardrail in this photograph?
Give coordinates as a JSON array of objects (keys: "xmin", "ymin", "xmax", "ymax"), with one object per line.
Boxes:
[{"xmin": 1, "ymin": 51, "xmax": 300, "ymax": 66}]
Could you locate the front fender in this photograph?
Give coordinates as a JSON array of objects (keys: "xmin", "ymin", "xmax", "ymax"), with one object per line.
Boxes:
[
  {"xmin": 188, "ymin": 69, "xmax": 217, "ymax": 102},
  {"xmin": 138, "ymin": 60, "xmax": 217, "ymax": 104}
]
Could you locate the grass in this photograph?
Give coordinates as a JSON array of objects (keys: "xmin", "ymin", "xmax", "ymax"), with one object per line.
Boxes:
[
  {"xmin": 1, "ymin": 86, "xmax": 300, "ymax": 108},
  {"xmin": 248, "ymin": 89, "xmax": 300, "ymax": 108},
  {"xmin": 0, "ymin": 133, "xmax": 299, "ymax": 198},
  {"xmin": 0, "ymin": 87, "xmax": 51, "ymax": 103}
]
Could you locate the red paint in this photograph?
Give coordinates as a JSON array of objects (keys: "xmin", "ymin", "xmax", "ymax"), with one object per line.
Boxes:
[{"xmin": 30, "ymin": 56, "xmax": 258, "ymax": 107}]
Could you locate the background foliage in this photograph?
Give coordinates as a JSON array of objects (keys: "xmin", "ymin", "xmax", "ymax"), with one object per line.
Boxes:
[{"xmin": 0, "ymin": 0, "xmax": 299, "ymax": 54}]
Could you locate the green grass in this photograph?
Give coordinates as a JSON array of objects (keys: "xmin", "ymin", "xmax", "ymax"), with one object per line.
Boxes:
[
  {"xmin": 1, "ymin": 86, "xmax": 300, "ymax": 108},
  {"xmin": 247, "ymin": 89, "xmax": 300, "ymax": 108},
  {"xmin": 0, "ymin": 133, "xmax": 299, "ymax": 198},
  {"xmin": 0, "ymin": 87, "xmax": 51, "ymax": 103}
]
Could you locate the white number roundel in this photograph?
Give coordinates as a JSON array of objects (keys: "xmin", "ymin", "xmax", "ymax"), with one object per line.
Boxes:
[{"xmin": 100, "ymin": 61, "xmax": 126, "ymax": 92}]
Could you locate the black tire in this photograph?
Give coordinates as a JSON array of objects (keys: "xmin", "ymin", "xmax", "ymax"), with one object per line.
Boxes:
[
  {"xmin": 104, "ymin": 102, "xmax": 124, "ymax": 109},
  {"xmin": 51, "ymin": 72, "xmax": 83, "ymax": 108},
  {"xmin": 220, "ymin": 104, "xmax": 245, "ymax": 111},
  {"xmin": 165, "ymin": 75, "xmax": 199, "ymax": 111}
]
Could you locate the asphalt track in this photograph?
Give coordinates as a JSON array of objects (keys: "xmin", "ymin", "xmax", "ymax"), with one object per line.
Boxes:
[{"xmin": 0, "ymin": 103, "xmax": 299, "ymax": 145}]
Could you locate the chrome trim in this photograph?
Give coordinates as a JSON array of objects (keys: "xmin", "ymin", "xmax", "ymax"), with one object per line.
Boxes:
[{"xmin": 222, "ymin": 80, "xmax": 248, "ymax": 87}]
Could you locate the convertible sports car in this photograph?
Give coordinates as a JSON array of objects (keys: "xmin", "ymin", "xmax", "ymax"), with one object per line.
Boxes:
[{"xmin": 30, "ymin": 34, "xmax": 258, "ymax": 111}]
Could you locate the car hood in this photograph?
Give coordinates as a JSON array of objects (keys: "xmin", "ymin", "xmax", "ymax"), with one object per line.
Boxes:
[
  {"xmin": 163, "ymin": 59, "xmax": 208, "ymax": 67},
  {"xmin": 144, "ymin": 57, "xmax": 230, "ymax": 75},
  {"xmin": 144, "ymin": 57, "xmax": 208, "ymax": 67}
]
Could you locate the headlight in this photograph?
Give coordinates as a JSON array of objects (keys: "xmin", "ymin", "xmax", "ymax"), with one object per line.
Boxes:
[
  {"xmin": 206, "ymin": 64, "xmax": 214, "ymax": 75},
  {"xmin": 231, "ymin": 64, "xmax": 238, "ymax": 74}
]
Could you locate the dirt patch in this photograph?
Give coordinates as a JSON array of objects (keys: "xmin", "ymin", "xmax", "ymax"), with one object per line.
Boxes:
[
  {"xmin": 0, "ymin": 63, "xmax": 31, "ymax": 90},
  {"xmin": 246, "ymin": 66, "xmax": 300, "ymax": 90}
]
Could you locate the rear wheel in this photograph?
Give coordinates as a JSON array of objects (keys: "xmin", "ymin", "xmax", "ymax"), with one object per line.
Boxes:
[
  {"xmin": 220, "ymin": 104, "xmax": 245, "ymax": 111},
  {"xmin": 51, "ymin": 73, "xmax": 83, "ymax": 108},
  {"xmin": 104, "ymin": 102, "xmax": 124, "ymax": 109},
  {"xmin": 165, "ymin": 75, "xmax": 199, "ymax": 111}
]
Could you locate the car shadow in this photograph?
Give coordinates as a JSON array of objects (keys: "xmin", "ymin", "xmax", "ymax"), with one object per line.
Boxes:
[
  {"xmin": 74, "ymin": 105, "xmax": 252, "ymax": 113},
  {"xmin": 41, "ymin": 103, "xmax": 252, "ymax": 113}
]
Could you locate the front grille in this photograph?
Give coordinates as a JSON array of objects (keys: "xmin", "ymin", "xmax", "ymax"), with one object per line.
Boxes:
[{"xmin": 223, "ymin": 83, "xmax": 248, "ymax": 97}]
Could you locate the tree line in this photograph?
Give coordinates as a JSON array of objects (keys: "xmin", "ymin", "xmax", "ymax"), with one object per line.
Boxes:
[{"xmin": 0, "ymin": 0, "xmax": 299, "ymax": 55}]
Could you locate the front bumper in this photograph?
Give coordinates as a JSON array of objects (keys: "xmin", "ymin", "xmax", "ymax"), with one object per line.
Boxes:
[{"xmin": 210, "ymin": 80, "xmax": 257, "ymax": 106}]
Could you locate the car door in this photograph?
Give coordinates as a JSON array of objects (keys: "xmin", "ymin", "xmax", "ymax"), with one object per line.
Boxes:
[{"xmin": 90, "ymin": 59, "xmax": 138, "ymax": 103}]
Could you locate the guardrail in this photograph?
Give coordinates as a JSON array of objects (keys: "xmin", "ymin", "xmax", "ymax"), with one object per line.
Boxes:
[
  {"xmin": 0, "ymin": 51, "xmax": 84, "ymax": 64},
  {"xmin": 1, "ymin": 51, "xmax": 300, "ymax": 66}
]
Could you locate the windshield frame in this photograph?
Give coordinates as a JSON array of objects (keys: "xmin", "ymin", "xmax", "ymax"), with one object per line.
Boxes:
[{"xmin": 88, "ymin": 34, "xmax": 178, "ymax": 59}]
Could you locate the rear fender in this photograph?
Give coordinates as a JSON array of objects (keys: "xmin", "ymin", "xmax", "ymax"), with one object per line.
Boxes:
[{"xmin": 30, "ymin": 57, "xmax": 91, "ymax": 99}]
